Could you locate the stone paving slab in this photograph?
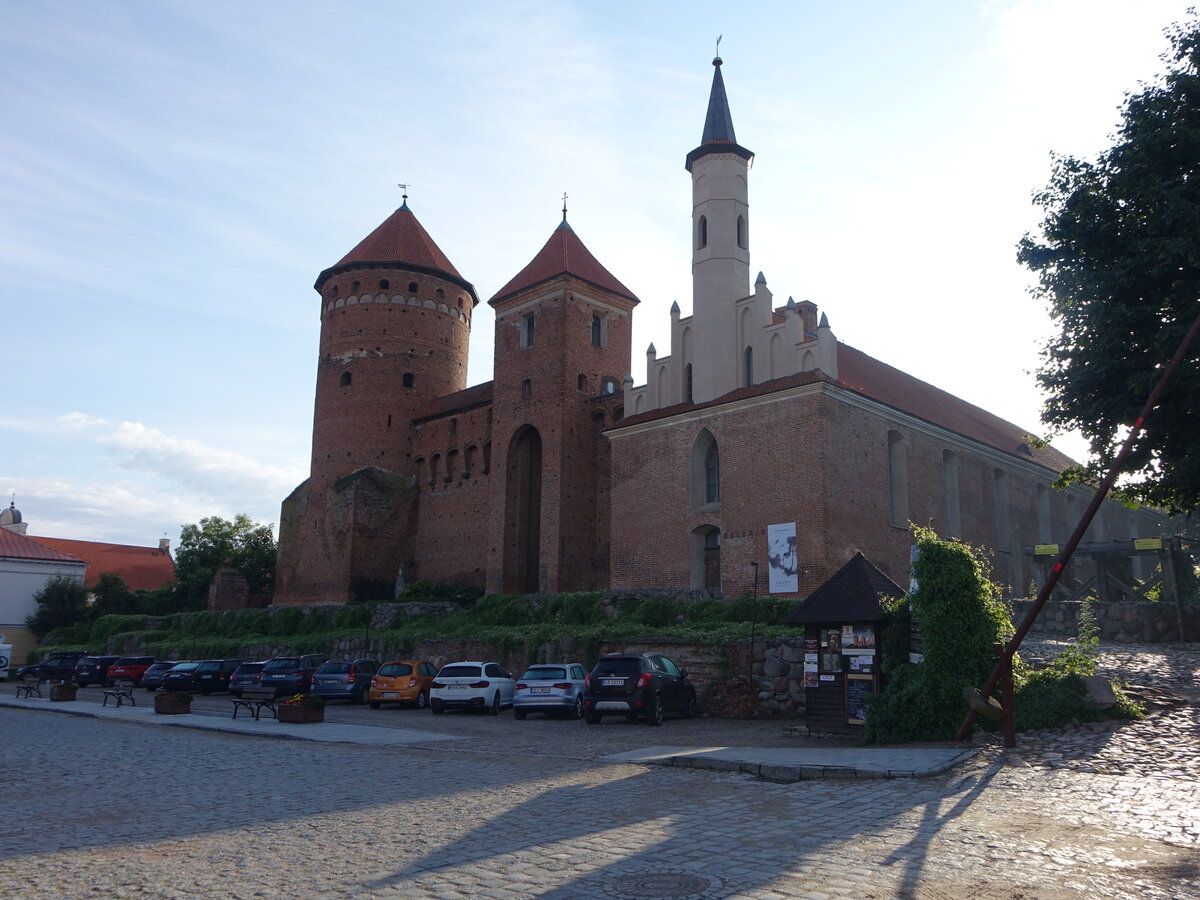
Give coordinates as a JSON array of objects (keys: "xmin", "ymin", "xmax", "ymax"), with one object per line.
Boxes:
[
  {"xmin": 0, "ymin": 695, "xmax": 460, "ymax": 745},
  {"xmin": 603, "ymin": 744, "xmax": 978, "ymax": 781}
]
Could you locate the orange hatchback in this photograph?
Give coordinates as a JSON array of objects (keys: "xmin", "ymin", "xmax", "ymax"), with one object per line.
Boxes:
[{"xmin": 369, "ymin": 659, "xmax": 438, "ymax": 710}]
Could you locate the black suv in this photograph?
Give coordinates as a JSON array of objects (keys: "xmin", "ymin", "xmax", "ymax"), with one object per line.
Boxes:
[
  {"xmin": 260, "ymin": 654, "xmax": 329, "ymax": 697},
  {"xmin": 583, "ymin": 653, "xmax": 697, "ymax": 726},
  {"xmin": 74, "ymin": 655, "xmax": 121, "ymax": 687},
  {"xmin": 192, "ymin": 658, "xmax": 246, "ymax": 694},
  {"xmin": 17, "ymin": 651, "xmax": 87, "ymax": 683}
]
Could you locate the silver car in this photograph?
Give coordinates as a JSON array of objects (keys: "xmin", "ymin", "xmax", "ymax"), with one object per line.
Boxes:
[{"xmin": 512, "ymin": 663, "xmax": 588, "ymax": 720}]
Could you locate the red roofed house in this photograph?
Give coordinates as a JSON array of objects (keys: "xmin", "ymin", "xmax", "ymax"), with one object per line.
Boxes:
[
  {"xmin": 0, "ymin": 512, "xmax": 87, "ymax": 669},
  {"xmin": 274, "ymin": 57, "xmax": 1167, "ymax": 606},
  {"xmin": 24, "ymin": 536, "xmax": 174, "ymax": 593}
]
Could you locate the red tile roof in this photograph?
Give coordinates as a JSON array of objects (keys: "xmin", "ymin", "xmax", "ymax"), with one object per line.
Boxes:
[
  {"xmin": 613, "ymin": 342, "xmax": 1075, "ymax": 473},
  {"xmin": 26, "ymin": 537, "xmax": 175, "ymax": 592},
  {"xmin": 413, "ymin": 381, "xmax": 494, "ymax": 423},
  {"xmin": 314, "ymin": 206, "xmax": 475, "ymax": 302},
  {"xmin": 490, "ymin": 222, "xmax": 639, "ymax": 306},
  {"xmin": 0, "ymin": 529, "xmax": 85, "ymax": 564}
]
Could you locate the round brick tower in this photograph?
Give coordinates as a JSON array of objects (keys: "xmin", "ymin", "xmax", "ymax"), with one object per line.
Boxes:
[{"xmin": 309, "ymin": 199, "xmax": 477, "ymax": 485}]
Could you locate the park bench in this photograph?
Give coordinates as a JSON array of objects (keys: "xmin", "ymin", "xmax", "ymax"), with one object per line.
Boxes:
[
  {"xmin": 15, "ymin": 674, "xmax": 41, "ymax": 699},
  {"xmin": 102, "ymin": 679, "xmax": 136, "ymax": 707},
  {"xmin": 230, "ymin": 686, "xmax": 277, "ymax": 720}
]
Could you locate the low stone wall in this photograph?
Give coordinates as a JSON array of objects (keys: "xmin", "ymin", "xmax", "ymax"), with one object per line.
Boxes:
[{"xmin": 1011, "ymin": 599, "xmax": 1199, "ymax": 642}]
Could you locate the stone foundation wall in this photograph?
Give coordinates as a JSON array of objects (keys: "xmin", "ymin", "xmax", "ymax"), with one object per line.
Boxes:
[{"xmin": 1012, "ymin": 599, "xmax": 1199, "ymax": 642}]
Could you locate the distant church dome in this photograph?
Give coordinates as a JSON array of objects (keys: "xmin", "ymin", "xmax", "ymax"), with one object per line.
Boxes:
[{"xmin": 0, "ymin": 501, "xmax": 21, "ymax": 526}]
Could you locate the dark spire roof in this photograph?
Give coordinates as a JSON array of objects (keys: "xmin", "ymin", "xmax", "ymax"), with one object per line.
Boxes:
[
  {"xmin": 489, "ymin": 220, "xmax": 638, "ymax": 306},
  {"xmin": 783, "ymin": 552, "xmax": 905, "ymax": 625},
  {"xmin": 686, "ymin": 56, "xmax": 754, "ymax": 172},
  {"xmin": 314, "ymin": 204, "xmax": 477, "ymax": 303}
]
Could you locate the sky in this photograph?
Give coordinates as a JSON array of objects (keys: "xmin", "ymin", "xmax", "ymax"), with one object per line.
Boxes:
[{"xmin": 2, "ymin": 0, "xmax": 1194, "ymax": 548}]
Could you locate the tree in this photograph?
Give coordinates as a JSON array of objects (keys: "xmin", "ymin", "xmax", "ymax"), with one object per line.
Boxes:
[
  {"xmin": 90, "ymin": 572, "xmax": 138, "ymax": 618},
  {"xmin": 25, "ymin": 575, "xmax": 89, "ymax": 638},
  {"xmin": 1018, "ymin": 16, "xmax": 1200, "ymax": 513},
  {"xmin": 174, "ymin": 514, "xmax": 276, "ymax": 606}
]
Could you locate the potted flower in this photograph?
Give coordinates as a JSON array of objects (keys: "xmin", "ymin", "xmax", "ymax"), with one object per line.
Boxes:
[
  {"xmin": 154, "ymin": 691, "xmax": 193, "ymax": 715},
  {"xmin": 277, "ymin": 693, "xmax": 326, "ymax": 724},
  {"xmin": 49, "ymin": 680, "xmax": 79, "ymax": 702}
]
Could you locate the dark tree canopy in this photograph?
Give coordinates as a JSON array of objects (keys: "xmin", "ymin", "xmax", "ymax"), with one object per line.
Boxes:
[
  {"xmin": 174, "ymin": 514, "xmax": 276, "ymax": 605},
  {"xmin": 25, "ymin": 575, "xmax": 88, "ymax": 638},
  {"xmin": 1019, "ymin": 16, "xmax": 1200, "ymax": 514}
]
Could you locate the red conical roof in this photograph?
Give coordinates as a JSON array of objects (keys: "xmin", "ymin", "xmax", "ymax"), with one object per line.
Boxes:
[
  {"xmin": 489, "ymin": 221, "xmax": 638, "ymax": 306},
  {"xmin": 315, "ymin": 204, "xmax": 474, "ymax": 299}
]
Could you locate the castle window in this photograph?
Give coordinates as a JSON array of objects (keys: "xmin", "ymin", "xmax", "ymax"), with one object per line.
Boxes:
[
  {"xmin": 482, "ymin": 440, "xmax": 492, "ymax": 474},
  {"xmin": 888, "ymin": 430, "xmax": 908, "ymax": 527},
  {"xmin": 685, "ymin": 364, "xmax": 693, "ymax": 403},
  {"xmin": 387, "ymin": 414, "xmax": 392, "ymax": 428},
  {"xmin": 340, "ymin": 372, "xmax": 352, "ymax": 387},
  {"xmin": 736, "ymin": 215, "xmax": 746, "ymax": 248},
  {"xmin": 697, "ymin": 215, "xmax": 707, "ymax": 249},
  {"xmin": 602, "ymin": 377, "xmax": 617, "ymax": 394},
  {"xmin": 379, "ymin": 279, "xmax": 389, "ymax": 290},
  {"xmin": 408, "ymin": 281, "xmax": 418, "ymax": 294},
  {"xmin": 436, "ymin": 288, "xmax": 445, "ymax": 300},
  {"xmin": 457, "ymin": 297, "xmax": 463, "ymax": 309},
  {"xmin": 331, "ymin": 285, "xmax": 339, "ymax": 298},
  {"xmin": 578, "ymin": 374, "xmax": 587, "ymax": 393},
  {"xmin": 403, "ymin": 372, "xmax": 414, "ymax": 388},
  {"xmin": 744, "ymin": 347, "xmax": 754, "ymax": 387},
  {"xmin": 448, "ymin": 417, "xmax": 457, "ymax": 436},
  {"xmin": 464, "ymin": 445, "xmax": 477, "ymax": 477},
  {"xmin": 521, "ymin": 378, "xmax": 532, "ymax": 399},
  {"xmin": 521, "ymin": 313, "xmax": 535, "ymax": 349},
  {"xmin": 591, "ymin": 314, "xmax": 605, "ymax": 348},
  {"xmin": 352, "ymin": 280, "xmax": 360, "ymax": 291},
  {"xmin": 691, "ymin": 429, "xmax": 720, "ymax": 509}
]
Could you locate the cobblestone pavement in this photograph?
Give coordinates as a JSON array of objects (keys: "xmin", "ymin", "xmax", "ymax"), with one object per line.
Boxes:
[{"xmin": 1, "ymin": 639, "xmax": 1196, "ymax": 899}]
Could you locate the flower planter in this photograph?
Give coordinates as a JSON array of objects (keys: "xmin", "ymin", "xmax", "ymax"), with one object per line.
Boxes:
[
  {"xmin": 154, "ymin": 697, "xmax": 191, "ymax": 715},
  {"xmin": 49, "ymin": 686, "xmax": 78, "ymax": 702},
  {"xmin": 277, "ymin": 704, "xmax": 324, "ymax": 724}
]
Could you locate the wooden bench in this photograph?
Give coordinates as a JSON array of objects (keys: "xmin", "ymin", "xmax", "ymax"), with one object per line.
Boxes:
[
  {"xmin": 15, "ymin": 675, "xmax": 41, "ymax": 699},
  {"xmin": 102, "ymin": 679, "xmax": 136, "ymax": 707},
  {"xmin": 230, "ymin": 686, "xmax": 277, "ymax": 720}
]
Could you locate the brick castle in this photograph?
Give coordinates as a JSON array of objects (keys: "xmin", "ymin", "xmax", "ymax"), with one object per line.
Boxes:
[{"xmin": 274, "ymin": 57, "xmax": 1164, "ymax": 606}]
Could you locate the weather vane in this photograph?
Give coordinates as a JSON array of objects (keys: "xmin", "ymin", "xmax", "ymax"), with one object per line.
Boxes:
[
  {"xmin": 397, "ymin": 183, "xmax": 410, "ymax": 207},
  {"xmin": 562, "ymin": 191, "xmax": 568, "ymax": 222}
]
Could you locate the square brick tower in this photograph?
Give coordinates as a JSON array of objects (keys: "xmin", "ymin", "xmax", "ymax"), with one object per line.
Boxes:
[{"xmin": 484, "ymin": 215, "xmax": 638, "ymax": 593}]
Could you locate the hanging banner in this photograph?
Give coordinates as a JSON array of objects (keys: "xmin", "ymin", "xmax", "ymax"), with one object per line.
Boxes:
[{"xmin": 767, "ymin": 522, "xmax": 798, "ymax": 593}]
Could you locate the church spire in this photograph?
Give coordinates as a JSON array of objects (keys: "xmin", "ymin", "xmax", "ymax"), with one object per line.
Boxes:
[{"xmin": 686, "ymin": 53, "xmax": 754, "ymax": 172}]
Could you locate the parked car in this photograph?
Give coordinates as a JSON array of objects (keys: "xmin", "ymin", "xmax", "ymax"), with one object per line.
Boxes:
[
  {"xmin": 513, "ymin": 663, "xmax": 588, "ymax": 720},
  {"xmin": 190, "ymin": 658, "xmax": 246, "ymax": 694},
  {"xmin": 429, "ymin": 661, "xmax": 515, "ymax": 715},
  {"xmin": 309, "ymin": 658, "xmax": 379, "ymax": 704},
  {"xmin": 227, "ymin": 661, "xmax": 267, "ymax": 698},
  {"xmin": 583, "ymin": 653, "xmax": 697, "ymax": 726},
  {"xmin": 74, "ymin": 656, "xmax": 122, "ymax": 687},
  {"xmin": 160, "ymin": 661, "xmax": 203, "ymax": 692},
  {"xmin": 141, "ymin": 661, "xmax": 182, "ymax": 692},
  {"xmin": 106, "ymin": 656, "xmax": 160, "ymax": 687},
  {"xmin": 260, "ymin": 654, "xmax": 328, "ymax": 697},
  {"xmin": 368, "ymin": 659, "xmax": 438, "ymax": 709},
  {"xmin": 16, "ymin": 651, "xmax": 87, "ymax": 683}
]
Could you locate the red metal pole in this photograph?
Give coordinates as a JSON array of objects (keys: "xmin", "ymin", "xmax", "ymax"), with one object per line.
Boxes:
[{"xmin": 955, "ymin": 307, "xmax": 1200, "ymax": 743}]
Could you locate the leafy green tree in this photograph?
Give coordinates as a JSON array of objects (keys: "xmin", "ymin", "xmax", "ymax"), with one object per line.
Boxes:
[
  {"xmin": 25, "ymin": 575, "xmax": 89, "ymax": 638},
  {"xmin": 1018, "ymin": 16, "xmax": 1200, "ymax": 513},
  {"xmin": 90, "ymin": 572, "xmax": 138, "ymax": 618},
  {"xmin": 174, "ymin": 514, "xmax": 276, "ymax": 606}
]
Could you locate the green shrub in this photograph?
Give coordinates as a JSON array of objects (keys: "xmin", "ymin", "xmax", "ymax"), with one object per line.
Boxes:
[
  {"xmin": 92, "ymin": 615, "xmax": 153, "ymax": 643},
  {"xmin": 634, "ymin": 597, "xmax": 677, "ymax": 627},
  {"xmin": 332, "ymin": 605, "xmax": 368, "ymax": 630},
  {"xmin": 270, "ymin": 607, "xmax": 306, "ymax": 636},
  {"xmin": 1012, "ymin": 669, "xmax": 1093, "ymax": 731},
  {"xmin": 468, "ymin": 595, "xmax": 536, "ymax": 627},
  {"xmin": 864, "ymin": 528, "xmax": 1012, "ymax": 744}
]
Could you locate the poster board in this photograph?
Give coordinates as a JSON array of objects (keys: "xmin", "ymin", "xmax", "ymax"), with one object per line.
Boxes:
[
  {"xmin": 767, "ymin": 522, "xmax": 798, "ymax": 593},
  {"xmin": 846, "ymin": 674, "xmax": 875, "ymax": 725}
]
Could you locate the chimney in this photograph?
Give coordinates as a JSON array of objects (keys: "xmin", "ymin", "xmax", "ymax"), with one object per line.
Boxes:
[{"xmin": 159, "ymin": 537, "xmax": 171, "ymax": 555}]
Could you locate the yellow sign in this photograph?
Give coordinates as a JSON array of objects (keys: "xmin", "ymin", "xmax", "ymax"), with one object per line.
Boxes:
[
  {"xmin": 1034, "ymin": 544, "xmax": 1060, "ymax": 556},
  {"xmin": 1133, "ymin": 538, "xmax": 1163, "ymax": 551}
]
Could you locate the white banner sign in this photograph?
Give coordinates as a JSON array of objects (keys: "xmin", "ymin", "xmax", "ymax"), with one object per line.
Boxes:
[{"xmin": 767, "ymin": 522, "xmax": 798, "ymax": 593}]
